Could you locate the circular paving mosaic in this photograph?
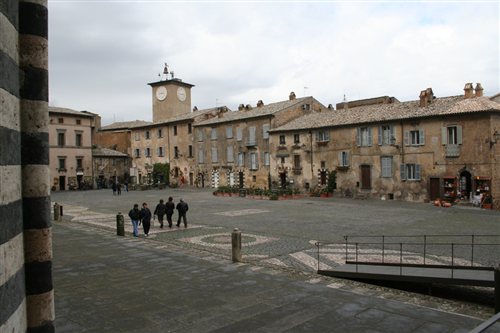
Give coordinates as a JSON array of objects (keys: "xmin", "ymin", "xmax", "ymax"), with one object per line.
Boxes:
[{"xmin": 180, "ymin": 233, "xmax": 277, "ymax": 249}]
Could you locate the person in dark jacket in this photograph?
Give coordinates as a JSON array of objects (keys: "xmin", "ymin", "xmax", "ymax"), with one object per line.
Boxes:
[
  {"xmin": 176, "ymin": 198, "xmax": 189, "ymax": 228},
  {"xmin": 128, "ymin": 203, "xmax": 141, "ymax": 237},
  {"xmin": 140, "ymin": 202, "xmax": 152, "ymax": 237},
  {"xmin": 165, "ymin": 197, "xmax": 175, "ymax": 228},
  {"xmin": 154, "ymin": 199, "xmax": 167, "ymax": 228}
]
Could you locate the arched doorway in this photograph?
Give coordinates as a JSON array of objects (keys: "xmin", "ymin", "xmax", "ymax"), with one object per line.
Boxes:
[
  {"xmin": 459, "ymin": 170, "xmax": 472, "ymax": 199},
  {"xmin": 279, "ymin": 171, "xmax": 287, "ymax": 188}
]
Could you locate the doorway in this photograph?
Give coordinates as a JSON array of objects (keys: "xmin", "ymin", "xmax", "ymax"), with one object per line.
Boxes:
[
  {"xmin": 59, "ymin": 176, "xmax": 66, "ymax": 191},
  {"xmin": 189, "ymin": 172, "xmax": 194, "ymax": 186},
  {"xmin": 320, "ymin": 170, "xmax": 327, "ymax": 185},
  {"xmin": 360, "ymin": 165, "xmax": 371, "ymax": 190},
  {"xmin": 238, "ymin": 171, "xmax": 244, "ymax": 188},
  {"xmin": 459, "ymin": 170, "xmax": 472, "ymax": 199},
  {"xmin": 279, "ymin": 172, "xmax": 287, "ymax": 188},
  {"xmin": 429, "ymin": 177, "xmax": 440, "ymax": 201}
]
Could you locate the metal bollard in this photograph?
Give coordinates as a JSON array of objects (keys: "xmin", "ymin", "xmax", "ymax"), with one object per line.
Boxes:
[
  {"xmin": 59, "ymin": 205, "xmax": 63, "ymax": 217},
  {"xmin": 231, "ymin": 228, "xmax": 242, "ymax": 262},
  {"xmin": 495, "ymin": 265, "xmax": 500, "ymax": 314},
  {"xmin": 116, "ymin": 212, "xmax": 125, "ymax": 236},
  {"xmin": 53, "ymin": 203, "xmax": 60, "ymax": 221}
]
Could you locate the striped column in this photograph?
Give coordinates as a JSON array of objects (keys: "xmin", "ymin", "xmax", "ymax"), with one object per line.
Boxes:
[
  {"xmin": 19, "ymin": 1, "xmax": 54, "ymax": 332},
  {"xmin": 0, "ymin": 1, "xmax": 28, "ymax": 332}
]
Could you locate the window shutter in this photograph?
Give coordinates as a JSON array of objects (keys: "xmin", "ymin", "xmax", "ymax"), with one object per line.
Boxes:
[
  {"xmin": 356, "ymin": 128, "xmax": 361, "ymax": 147},
  {"xmin": 236, "ymin": 128, "xmax": 242, "ymax": 141},
  {"xmin": 390, "ymin": 126, "xmax": 395, "ymax": 143},
  {"xmin": 419, "ymin": 129, "xmax": 425, "ymax": 145},
  {"xmin": 345, "ymin": 152, "xmax": 350, "ymax": 166},
  {"xmin": 249, "ymin": 127, "xmax": 256, "ymax": 143},
  {"xmin": 400, "ymin": 164, "xmax": 406, "ymax": 180},
  {"xmin": 338, "ymin": 151, "xmax": 343, "ymax": 166},
  {"xmin": 315, "ymin": 131, "xmax": 320, "ymax": 142},
  {"xmin": 415, "ymin": 164, "xmax": 421, "ymax": 180},
  {"xmin": 457, "ymin": 125, "xmax": 462, "ymax": 145},
  {"xmin": 262, "ymin": 124, "xmax": 270, "ymax": 139},
  {"xmin": 368, "ymin": 127, "xmax": 373, "ymax": 146},
  {"xmin": 404, "ymin": 131, "xmax": 409, "ymax": 146},
  {"xmin": 441, "ymin": 127, "xmax": 447, "ymax": 145},
  {"xmin": 157, "ymin": 147, "xmax": 160, "ymax": 156},
  {"xmin": 378, "ymin": 126, "xmax": 382, "ymax": 145}
]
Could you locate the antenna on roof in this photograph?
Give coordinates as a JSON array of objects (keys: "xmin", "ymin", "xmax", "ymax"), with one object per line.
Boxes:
[
  {"xmin": 304, "ymin": 86, "xmax": 309, "ymax": 96},
  {"xmin": 343, "ymin": 94, "xmax": 347, "ymax": 102},
  {"xmin": 162, "ymin": 62, "xmax": 169, "ymax": 81}
]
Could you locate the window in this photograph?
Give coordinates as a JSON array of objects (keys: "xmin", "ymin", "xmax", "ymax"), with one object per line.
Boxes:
[
  {"xmin": 145, "ymin": 148, "xmax": 151, "ymax": 157},
  {"xmin": 293, "ymin": 155, "xmax": 301, "ymax": 169},
  {"xmin": 75, "ymin": 133, "xmax": 82, "ymax": 147},
  {"xmin": 174, "ymin": 146, "xmax": 179, "ymax": 159},
  {"xmin": 236, "ymin": 127, "xmax": 243, "ymax": 141},
  {"xmin": 356, "ymin": 127, "xmax": 373, "ymax": 147},
  {"xmin": 263, "ymin": 152, "xmax": 270, "ymax": 166},
  {"xmin": 226, "ymin": 127, "xmax": 233, "ymax": 139},
  {"xmin": 380, "ymin": 156, "xmax": 393, "ymax": 178},
  {"xmin": 58, "ymin": 118, "xmax": 64, "ymax": 124},
  {"xmin": 262, "ymin": 124, "xmax": 270, "ymax": 140},
  {"xmin": 188, "ymin": 123, "xmax": 192, "ymax": 134},
  {"xmin": 294, "ymin": 133, "xmax": 300, "ymax": 144},
  {"xmin": 134, "ymin": 148, "xmax": 140, "ymax": 158},
  {"xmin": 111, "ymin": 159, "xmax": 116, "ymax": 166},
  {"xmin": 211, "ymin": 147, "xmax": 218, "ymax": 163},
  {"xmin": 227, "ymin": 145, "xmax": 234, "ymax": 163},
  {"xmin": 249, "ymin": 153, "xmax": 258, "ymax": 170},
  {"xmin": 197, "ymin": 129, "xmax": 204, "ymax": 142},
  {"xmin": 76, "ymin": 119, "xmax": 81, "ymax": 125},
  {"xmin": 338, "ymin": 151, "xmax": 349, "ymax": 167},
  {"xmin": 405, "ymin": 129, "xmax": 425, "ymax": 146},
  {"xmin": 247, "ymin": 127, "xmax": 256, "ymax": 145},
  {"xmin": 158, "ymin": 147, "xmax": 164, "ymax": 157},
  {"xmin": 158, "ymin": 128, "xmax": 163, "ymax": 138},
  {"xmin": 238, "ymin": 152, "xmax": 245, "ymax": 167},
  {"xmin": 188, "ymin": 145, "xmax": 193, "ymax": 158},
  {"xmin": 279, "ymin": 135, "xmax": 286, "ymax": 145},
  {"xmin": 173, "ymin": 125, "xmax": 178, "ymax": 136},
  {"xmin": 442, "ymin": 125, "xmax": 462, "ymax": 145},
  {"xmin": 400, "ymin": 163, "xmax": 421, "ymax": 181},
  {"xmin": 57, "ymin": 132, "xmax": 65, "ymax": 147},
  {"xmin": 378, "ymin": 125, "xmax": 394, "ymax": 145},
  {"xmin": 302, "ymin": 104, "xmax": 311, "ymax": 111},
  {"xmin": 135, "ymin": 132, "xmax": 140, "ymax": 141},
  {"xmin": 280, "ymin": 157, "xmax": 286, "ymax": 164},
  {"xmin": 58, "ymin": 158, "xmax": 66, "ymax": 170},
  {"xmin": 198, "ymin": 148, "xmax": 204, "ymax": 164},
  {"xmin": 76, "ymin": 157, "xmax": 83, "ymax": 169},
  {"xmin": 145, "ymin": 131, "xmax": 151, "ymax": 140},
  {"xmin": 211, "ymin": 128, "xmax": 217, "ymax": 140},
  {"xmin": 321, "ymin": 161, "xmax": 326, "ymax": 169},
  {"xmin": 316, "ymin": 130, "xmax": 330, "ymax": 142}
]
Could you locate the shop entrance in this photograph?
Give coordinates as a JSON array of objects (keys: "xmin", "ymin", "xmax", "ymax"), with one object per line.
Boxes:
[
  {"xmin": 59, "ymin": 176, "xmax": 66, "ymax": 191},
  {"xmin": 459, "ymin": 170, "xmax": 472, "ymax": 199},
  {"xmin": 429, "ymin": 177, "xmax": 440, "ymax": 201},
  {"xmin": 360, "ymin": 165, "xmax": 371, "ymax": 190},
  {"xmin": 280, "ymin": 171, "xmax": 287, "ymax": 188},
  {"xmin": 238, "ymin": 171, "xmax": 244, "ymax": 188}
]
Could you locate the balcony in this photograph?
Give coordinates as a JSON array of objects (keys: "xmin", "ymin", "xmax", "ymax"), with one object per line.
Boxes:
[
  {"xmin": 292, "ymin": 167, "xmax": 302, "ymax": 175},
  {"xmin": 445, "ymin": 144, "xmax": 460, "ymax": 157},
  {"xmin": 316, "ymin": 140, "xmax": 329, "ymax": 147},
  {"xmin": 245, "ymin": 140, "xmax": 257, "ymax": 147}
]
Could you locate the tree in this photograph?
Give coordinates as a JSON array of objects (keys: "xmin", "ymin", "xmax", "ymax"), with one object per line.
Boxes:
[
  {"xmin": 327, "ymin": 170, "xmax": 337, "ymax": 193},
  {"xmin": 152, "ymin": 163, "xmax": 169, "ymax": 184}
]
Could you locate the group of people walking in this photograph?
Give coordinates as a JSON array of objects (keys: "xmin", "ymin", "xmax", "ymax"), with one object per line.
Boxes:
[{"xmin": 128, "ymin": 197, "xmax": 189, "ymax": 237}]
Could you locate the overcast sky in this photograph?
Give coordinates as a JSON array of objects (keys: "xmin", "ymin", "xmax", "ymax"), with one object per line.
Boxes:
[{"xmin": 48, "ymin": 1, "xmax": 499, "ymax": 125}]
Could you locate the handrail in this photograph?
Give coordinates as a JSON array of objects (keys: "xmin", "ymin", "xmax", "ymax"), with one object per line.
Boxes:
[{"xmin": 469, "ymin": 312, "xmax": 500, "ymax": 333}]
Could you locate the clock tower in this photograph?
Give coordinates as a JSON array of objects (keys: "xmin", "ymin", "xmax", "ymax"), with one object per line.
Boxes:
[{"xmin": 148, "ymin": 78, "xmax": 194, "ymax": 122}]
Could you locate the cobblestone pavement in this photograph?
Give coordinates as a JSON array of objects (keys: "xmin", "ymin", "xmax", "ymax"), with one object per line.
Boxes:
[{"xmin": 51, "ymin": 188, "xmax": 500, "ymax": 320}]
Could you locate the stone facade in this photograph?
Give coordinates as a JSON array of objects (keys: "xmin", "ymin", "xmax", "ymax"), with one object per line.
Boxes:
[
  {"xmin": 194, "ymin": 95, "xmax": 326, "ymax": 189},
  {"xmin": 0, "ymin": 1, "xmax": 54, "ymax": 331},
  {"xmin": 49, "ymin": 107, "xmax": 96, "ymax": 190},
  {"xmin": 149, "ymin": 79, "xmax": 194, "ymax": 122},
  {"xmin": 92, "ymin": 148, "xmax": 131, "ymax": 188},
  {"xmin": 271, "ymin": 84, "xmax": 500, "ymax": 208}
]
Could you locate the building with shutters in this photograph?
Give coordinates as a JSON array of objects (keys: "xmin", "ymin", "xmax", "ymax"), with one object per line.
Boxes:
[{"xmin": 270, "ymin": 83, "xmax": 500, "ymax": 208}]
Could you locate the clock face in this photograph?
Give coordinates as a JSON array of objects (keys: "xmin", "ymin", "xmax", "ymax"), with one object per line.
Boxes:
[
  {"xmin": 156, "ymin": 86, "xmax": 167, "ymax": 101},
  {"xmin": 177, "ymin": 87, "xmax": 186, "ymax": 102}
]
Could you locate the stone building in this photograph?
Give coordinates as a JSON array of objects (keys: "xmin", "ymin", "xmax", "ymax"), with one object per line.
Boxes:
[
  {"xmin": 270, "ymin": 84, "xmax": 500, "ymax": 208},
  {"xmin": 94, "ymin": 120, "xmax": 151, "ymax": 155},
  {"xmin": 92, "ymin": 147, "xmax": 131, "ymax": 188},
  {"xmin": 1, "ymin": 1, "xmax": 54, "ymax": 331},
  {"xmin": 48, "ymin": 107, "xmax": 97, "ymax": 190},
  {"xmin": 193, "ymin": 93, "xmax": 326, "ymax": 189}
]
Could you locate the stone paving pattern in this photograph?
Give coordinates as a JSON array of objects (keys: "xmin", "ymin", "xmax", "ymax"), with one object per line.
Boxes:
[{"xmin": 51, "ymin": 188, "xmax": 500, "ymax": 332}]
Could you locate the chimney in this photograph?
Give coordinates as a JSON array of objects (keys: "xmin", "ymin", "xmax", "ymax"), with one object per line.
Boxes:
[
  {"xmin": 257, "ymin": 100, "xmax": 264, "ymax": 107},
  {"xmin": 245, "ymin": 104, "xmax": 252, "ymax": 111},
  {"xmin": 327, "ymin": 104, "xmax": 334, "ymax": 110},
  {"xmin": 425, "ymin": 88, "xmax": 434, "ymax": 104},
  {"xmin": 419, "ymin": 90, "xmax": 428, "ymax": 107},
  {"xmin": 238, "ymin": 104, "xmax": 244, "ymax": 111},
  {"xmin": 474, "ymin": 83, "xmax": 483, "ymax": 97},
  {"xmin": 464, "ymin": 83, "xmax": 474, "ymax": 98},
  {"xmin": 289, "ymin": 92, "xmax": 296, "ymax": 100},
  {"xmin": 192, "ymin": 106, "xmax": 198, "ymax": 112}
]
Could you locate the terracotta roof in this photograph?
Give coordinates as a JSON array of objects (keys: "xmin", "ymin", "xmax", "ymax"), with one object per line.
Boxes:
[
  {"xmin": 271, "ymin": 96, "xmax": 500, "ymax": 132},
  {"xmin": 48, "ymin": 106, "xmax": 94, "ymax": 117},
  {"xmin": 194, "ymin": 97, "xmax": 312, "ymax": 127},
  {"xmin": 100, "ymin": 120, "xmax": 153, "ymax": 131},
  {"xmin": 92, "ymin": 148, "xmax": 129, "ymax": 157}
]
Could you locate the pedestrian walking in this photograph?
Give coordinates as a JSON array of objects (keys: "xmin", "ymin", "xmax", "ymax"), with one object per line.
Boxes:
[
  {"xmin": 117, "ymin": 182, "xmax": 122, "ymax": 195},
  {"xmin": 141, "ymin": 202, "xmax": 152, "ymax": 236},
  {"xmin": 111, "ymin": 182, "xmax": 117, "ymax": 195},
  {"xmin": 124, "ymin": 181, "xmax": 129, "ymax": 192},
  {"xmin": 128, "ymin": 203, "xmax": 141, "ymax": 237},
  {"xmin": 176, "ymin": 198, "xmax": 189, "ymax": 228},
  {"xmin": 154, "ymin": 199, "xmax": 167, "ymax": 228},
  {"xmin": 166, "ymin": 196, "xmax": 175, "ymax": 228}
]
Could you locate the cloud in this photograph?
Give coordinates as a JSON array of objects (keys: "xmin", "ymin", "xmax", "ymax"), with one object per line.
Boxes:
[{"xmin": 48, "ymin": 2, "xmax": 499, "ymax": 125}]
